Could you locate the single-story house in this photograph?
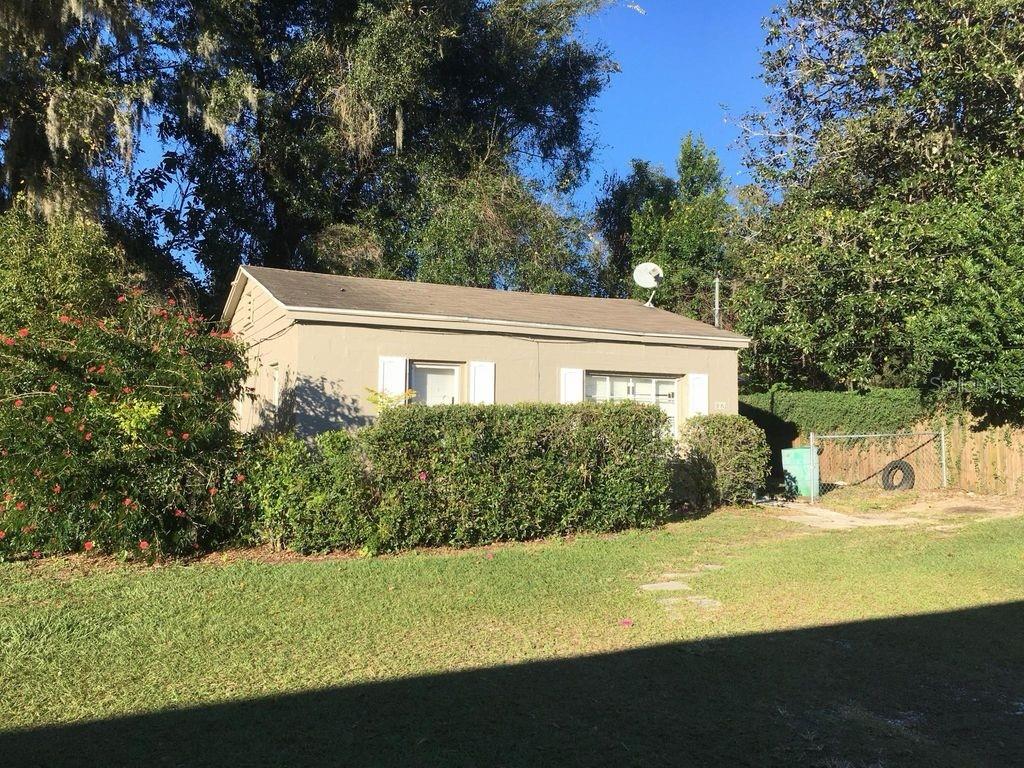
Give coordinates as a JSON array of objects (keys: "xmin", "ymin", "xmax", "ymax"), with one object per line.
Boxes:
[{"xmin": 222, "ymin": 266, "xmax": 750, "ymax": 436}]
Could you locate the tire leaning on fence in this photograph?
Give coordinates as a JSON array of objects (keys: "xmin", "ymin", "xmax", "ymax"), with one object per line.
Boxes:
[{"xmin": 880, "ymin": 459, "xmax": 916, "ymax": 491}]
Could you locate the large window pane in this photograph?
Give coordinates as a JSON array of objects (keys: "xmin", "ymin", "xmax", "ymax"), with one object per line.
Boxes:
[
  {"xmin": 633, "ymin": 378, "xmax": 654, "ymax": 401},
  {"xmin": 610, "ymin": 376, "xmax": 630, "ymax": 400}
]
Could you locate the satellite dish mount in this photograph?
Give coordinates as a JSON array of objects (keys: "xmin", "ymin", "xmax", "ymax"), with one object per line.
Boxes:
[{"xmin": 632, "ymin": 262, "xmax": 665, "ymax": 307}]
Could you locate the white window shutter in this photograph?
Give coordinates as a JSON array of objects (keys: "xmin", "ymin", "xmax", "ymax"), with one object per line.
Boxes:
[
  {"xmin": 560, "ymin": 368, "xmax": 585, "ymax": 404},
  {"xmin": 377, "ymin": 356, "xmax": 408, "ymax": 396},
  {"xmin": 687, "ymin": 373, "xmax": 710, "ymax": 417},
  {"xmin": 468, "ymin": 361, "xmax": 496, "ymax": 405}
]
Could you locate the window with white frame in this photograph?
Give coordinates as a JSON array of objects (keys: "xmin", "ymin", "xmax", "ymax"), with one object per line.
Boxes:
[
  {"xmin": 584, "ymin": 373, "xmax": 677, "ymax": 433},
  {"xmin": 409, "ymin": 362, "xmax": 461, "ymax": 405}
]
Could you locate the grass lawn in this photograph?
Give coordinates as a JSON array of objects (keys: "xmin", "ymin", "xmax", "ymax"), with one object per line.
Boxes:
[{"xmin": 2, "ymin": 503, "xmax": 1023, "ymax": 767}]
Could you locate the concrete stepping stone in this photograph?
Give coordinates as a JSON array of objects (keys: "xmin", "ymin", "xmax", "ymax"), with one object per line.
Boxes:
[
  {"xmin": 696, "ymin": 564, "xmax": 725, "ymax": 571},
  {"xmin": 640, "ymin": 580, "xmax": 692, "ymax": 592},
  {"xmin": 661, "ymin": 572, "xmax": 699, "ymax": 580},
  {"xmin": 686, "ymin": 595, "xmax": 722, "ymax": 609},
  {"xmin": 656, "ymin": 596, "xmax": 687, "ymax": 607}
]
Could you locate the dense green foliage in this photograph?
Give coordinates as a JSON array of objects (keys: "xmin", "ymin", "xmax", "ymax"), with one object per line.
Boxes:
[
  {"xmin": 731, "ymin": 0, "xmax": 1024, "ymax": 415},
  {"xmin": 135, "ymin": 0, "xmax": 615, "ymax": 297},
  {"xmin": 2, "ymin": 1, "xmax": 620, "ymax": 299},
  {"xmin": 678, "ymin": 415, "xmax": 770, "ymax": 508},
  {"xmin": 594, "ymin": 135, "xmax": 732, "ymax": 325},
  {"xmin": 249, "ymin": 402, "xmax": 674, "ymax": 554},
  {"xmin": 0, "ymin": 207, "xmax": 249, "ymax": 559},
  {"xmin": 247, "ymin": 431, "xmax": 370, "ymax": 553},
  {"xmin": 740, "ymin": 388, "xmax": 927, "ymax": 441}
]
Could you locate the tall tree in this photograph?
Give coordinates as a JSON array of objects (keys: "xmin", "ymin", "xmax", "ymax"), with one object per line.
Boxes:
[
  {"xmin": 593, "ymin": 159, "xmax": 676, "ymax": 296},
  {"xmin": 734, "ymin": 0, "xmax": 1024, "ymax": 414},
  {"xmin": 0, "ymin": 1, "xmax": 156, "ymax": 214},
  {"xmin": 139, "ymin": 0, "xmax": 613, "ymax": 297},
  {"xmin": 596, "ymin": 134, "xmax": 733, "ymax": 323}
]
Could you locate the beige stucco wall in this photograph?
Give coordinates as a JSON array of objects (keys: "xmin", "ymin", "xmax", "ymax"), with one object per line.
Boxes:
[
  {"xmin": 231, "ymin": 277, "xmax": 743, "ymax": 436},
  {"xmin": 286, "ymin": 320, "xmax": 739, "ymax": 436},
  {"xmin": 229, "ymin": 279, "xmax": 298, "ymax": 432}
]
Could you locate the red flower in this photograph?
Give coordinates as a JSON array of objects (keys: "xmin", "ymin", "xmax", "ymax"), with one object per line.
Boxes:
[
  {"xmin": 417, "ymin": 470, "xmax": 429, "ymax": 482},
  {"xmin": 117, "ymin": 295, "xmax": 127, "ymax": 303},
  {"xmin": 16, "ymin": 328, "xmax": 28, "ymax": 338},
  {"xmin": 618, "ymin": 618, "xmax": 635, "ymax": 628},
  {"xmin": 234, "ymin": 473, "xmax": 246, "ymax": 484},
  {"xmin": 83, "ymin": 540, "xmax": 94, "ymax": 551},
  {"xmin": 88, "ymin": 389, "xmax": 98, "ymax": 397},
  {"xmin": 96, "ymin": 364, "xmax": 105, "ymax": 374},
  {"xmin": 123, "ymin": 497, "xmax": 133, "ymax": 507},
  {"xmin": 59, "ymin": 314, "xmax": 71, "ymax": 324},
  {"xmin": 166, "ymin": 429, "xmax": 174, "ymax": 437},
  {"xmin": 167, "ymin": 297, "xmax": 177, "ymax": 306},
  {"xmin": 52, "ymin": 484, "xmax": 61, "ymax": 494},
  {"xmin": 2, "ymin": 337, "xmax": 13, "ymax": 346},
  {"xmin": 181, "ymin": 432, "xmax": 190, "ymax": 441},
  {"xmin": 139, "ymin": 540, "xmax": 150, "ymax": 551},
  {"xmin": 45, "ymin": 416, "xmax": 53, "ymax": 423},
  {"xmin": 83, "ymin": 432, "xmax": 92, "ymax": 441},
  {"xmin": 15, "ymin": 501, "xmax": 26, "ymax": 511},
  {"xmin": 13, "ymin": 399, "xmax": 23, "ymax": 408},
  {"xmin": 49, "ymin": 383, "xmax": 58, "ymax": 392},
  {"xmin": 63, "ymin": 405, "xmax": 73, "ymax": 413},
  {"xmin": 122, "ymin": 386, "xmax": 134, "ymax": 394},
  {"xmin": 32, "ymin": 551, "xmax": 41, "ymax": 559},
  {"xmin": 33, "ymin": 469, "xmax": 42, "ymax": 477},
  {"xmin": 0, "ymin": 530, "xmax": 5, "ymax": 539},
  {"xmin": 208, "ymin": 487, "xmax": 218, "ymax": 496},
  {"xmin": 173, "ymin": 509, "xmax": 185, "ymax": 517},
  {"xmin": 96, "ymin": 320, "xmax": 106, "ymax": 331},
  {"xmin": 223, "ymin": 360, "xmax": 234, "ymax": 369}
]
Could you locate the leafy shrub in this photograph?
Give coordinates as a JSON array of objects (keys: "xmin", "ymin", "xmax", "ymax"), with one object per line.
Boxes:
[
  {"xmin": 246, "ymin": 431, "xmax": 369, "ymax": 553},
  {"xmin": 679, "ymin": 414, "xmax": 770, "ymax": 509},
  {"xmin": 0, "ymin": 206, "xmax": 249, "ymax": 559},
  {"xmin": 251, "ymin": 402, "xmax": 673, "ymax": 554},
  {"xmin": 740, "ymin": 388, "xmax": 925, "ymax": 441}
]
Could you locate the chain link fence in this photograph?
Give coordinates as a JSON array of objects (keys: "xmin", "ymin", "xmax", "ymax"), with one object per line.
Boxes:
[{"xmin": 808, "ymin": 430, "xmax": 949, "ymax": 503}]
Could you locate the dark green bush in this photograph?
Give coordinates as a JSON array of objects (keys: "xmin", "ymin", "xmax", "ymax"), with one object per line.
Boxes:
[
  {"xmin": 679, "ymin": 414, "xmax": 770, "ymax": 509},
  {"xmin": 251, "ymin": 402, "xmax": 674, "ymax": 554},
  {"xmin": 0, "ymin": 207, "xmax": 249, "ymax": 559}
]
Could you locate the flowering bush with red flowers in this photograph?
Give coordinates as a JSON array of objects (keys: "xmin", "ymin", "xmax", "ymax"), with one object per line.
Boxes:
[{"xmin": 0, "ymin": 205, "xmax": 250, "ymax": 559}]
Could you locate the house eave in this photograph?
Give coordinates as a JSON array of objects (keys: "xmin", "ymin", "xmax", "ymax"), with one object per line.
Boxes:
[{"xmin": 282, "ymin": 304, "xmax": 751, "ymax": 349}]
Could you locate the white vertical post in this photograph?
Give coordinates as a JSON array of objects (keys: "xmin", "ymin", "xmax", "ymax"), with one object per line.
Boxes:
[
  {"xmin": 940, "ymin": 427, "xmax": 949, "ymax": 488},
  {"xmin": 809, "ymin": 432, "xmax": 817, "ymax": 504}
]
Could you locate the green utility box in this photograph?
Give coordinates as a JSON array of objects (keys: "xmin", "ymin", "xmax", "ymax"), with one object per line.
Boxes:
[{"xmin": 781, "ymin": 446, "xmax": 820, "ymax": 499}]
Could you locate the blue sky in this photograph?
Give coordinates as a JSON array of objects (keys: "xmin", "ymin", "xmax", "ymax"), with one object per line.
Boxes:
[{"xmin": 576, "ymin": 0, "xmax": 773, "ymax": 205}]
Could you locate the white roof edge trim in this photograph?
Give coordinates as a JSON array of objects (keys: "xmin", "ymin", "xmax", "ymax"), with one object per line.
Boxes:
[{"xmin": 282, "ymin": 304, "xmax": 751, "ymax": 347}]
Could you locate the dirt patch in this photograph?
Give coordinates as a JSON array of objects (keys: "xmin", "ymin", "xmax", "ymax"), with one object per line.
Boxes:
[{"xmin": 773, "ymin": 491, "xmax": 1021, "ymax": 532}]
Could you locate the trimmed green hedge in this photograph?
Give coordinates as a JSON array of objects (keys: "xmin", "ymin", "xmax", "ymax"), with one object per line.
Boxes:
[
  {"xmin": 249, "ymin": 402, "xmax": 674, "ymax": 554},
  {"xmin": 740, "ymin": 387, "xmax": 926, "ymax": 448}
]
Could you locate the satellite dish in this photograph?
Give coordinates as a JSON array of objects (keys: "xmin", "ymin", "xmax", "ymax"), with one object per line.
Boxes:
[{"xmin": 632, "ymin": 262, "xmax": 664, "ymax": 306}]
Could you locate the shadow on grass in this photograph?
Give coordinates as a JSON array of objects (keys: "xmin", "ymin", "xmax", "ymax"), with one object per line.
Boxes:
[{"xmin": 5, "ymin": 602, "xmax": 1023, "ymax": 767}]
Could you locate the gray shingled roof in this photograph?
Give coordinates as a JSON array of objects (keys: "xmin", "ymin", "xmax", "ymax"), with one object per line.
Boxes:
[{"xmin": 238, "ymin": 266, "xmax": 747, "ymax": 342}]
